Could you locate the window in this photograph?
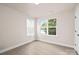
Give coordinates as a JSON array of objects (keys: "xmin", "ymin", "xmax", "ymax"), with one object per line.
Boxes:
[
  {"xmin": 26, "ymin": 18, "xmax": 56, "ymax": 36},
  {"xmin": 40, "ymin": 18, "xmax": 56, "ymax": 35},
  {"xmin": 26, "ymin": 18, "xmax": 34, "ymax": 36},
  {"xmin": 40, "ymin": 19, "xmax": 47, "ymax": 35},
  {"xmin": 48, "ymin": 19, "xmax": 56, "ymax": 35}
]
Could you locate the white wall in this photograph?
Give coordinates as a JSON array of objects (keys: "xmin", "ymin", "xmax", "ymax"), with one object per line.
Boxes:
[
  {"xmin": 0, "ymin": 5, "xmax": 34, "ymax": 53},
  {"xmin": 0, "ymin": 4, "xmax": 75, "ymax": 53},
  {"xmin": 38, "ymin": 9, "xmax": 75, "ymax": 48}
]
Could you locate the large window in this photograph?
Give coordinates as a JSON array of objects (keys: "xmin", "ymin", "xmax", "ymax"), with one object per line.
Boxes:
[{"xmin": 40, "ymin": 18, "xmax": 56, "ymax": 35}]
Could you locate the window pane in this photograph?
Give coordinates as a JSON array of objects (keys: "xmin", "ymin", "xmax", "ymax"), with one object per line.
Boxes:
[
  {"xmin": 40, "ymin": 19, "xmax": 47, "ymax": 35},
  {"xmin": 48, "ymin": 28, "xmax": 56, "ymax": 35},
  {"xmin": 26, "ymin": 18, "xmax": 34, "ymax": 36},
  {"xmin": 48, "ymin": 18, "xmax": 56, "ymax": 27},
  {"xmin": 48, "ymin": 18, "xmax": 56, "ymax": 35}
]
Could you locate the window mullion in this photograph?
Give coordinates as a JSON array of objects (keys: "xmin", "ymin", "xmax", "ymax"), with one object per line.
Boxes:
[{"xmin": 47, "ymin": 20, "xmax": 48, "ymax": 35}]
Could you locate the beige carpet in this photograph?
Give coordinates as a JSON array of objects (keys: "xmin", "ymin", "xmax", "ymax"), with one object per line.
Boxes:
[{"xmin": 1, "ymin": 40, "xmax": 76, "ymax": 55}]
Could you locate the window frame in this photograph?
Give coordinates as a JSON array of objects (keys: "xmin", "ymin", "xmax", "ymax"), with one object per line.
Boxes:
[{"xmin": 40, "ymin": 18, "xmax": 56, "ymax": 36}]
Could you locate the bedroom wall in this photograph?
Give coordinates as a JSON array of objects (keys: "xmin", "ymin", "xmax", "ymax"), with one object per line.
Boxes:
[
  {"xmin": 38, "ymin": 9, "xmax": 75, "ymax": 48},
  {"xmin": 0, "ymin": 5, "xmax": 34, "ymax": 53}
]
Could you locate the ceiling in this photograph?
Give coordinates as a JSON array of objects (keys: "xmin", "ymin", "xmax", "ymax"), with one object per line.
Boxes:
[{"xmin": 0, "ymin": 3, "xmax": 77, "ymax": 17}]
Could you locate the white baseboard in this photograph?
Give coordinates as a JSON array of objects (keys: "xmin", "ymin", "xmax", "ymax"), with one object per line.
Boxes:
[
  {"xmin": 39, "ymin": 39, "xmax": 74, "ymax": 48},
  {"xmin": 0, "ymin": 39, "xmax": 34, "ymax": 54}
]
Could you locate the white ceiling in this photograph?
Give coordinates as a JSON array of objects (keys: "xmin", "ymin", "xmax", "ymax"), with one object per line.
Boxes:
[{"xmin": 0, "ymin": 3, "xmax": 77, "ymax": 17}]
